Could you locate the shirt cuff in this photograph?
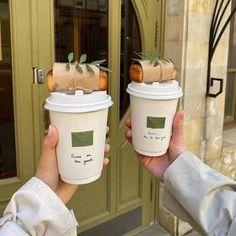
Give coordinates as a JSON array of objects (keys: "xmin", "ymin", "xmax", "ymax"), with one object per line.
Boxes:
[
  {"xmin": 4, "ymin": 177, "xmax": 78, "ymax": 235},
  {"xmin": 163, "ymin": 151, "xmax": 236, "ymax": 234}
]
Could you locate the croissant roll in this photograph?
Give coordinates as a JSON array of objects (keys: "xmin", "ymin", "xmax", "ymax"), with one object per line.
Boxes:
[
  {"xmin": 46, "ymin": 63, "xmax": 108, "ymax": 93},
  {"xmin": 129, "ymin": 60, "xmax": 177, "ymax": 83}
]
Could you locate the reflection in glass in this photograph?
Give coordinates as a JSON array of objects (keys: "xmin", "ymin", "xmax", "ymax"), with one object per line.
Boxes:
[
  {"xmin": 225, "ymin": 2, "xmax": 236, "ymax": 122},
  {"xmin": 0, "ymin": 0, "xmax": 17, "ymax": 179},
  {"xmin": 120, "ymin": 0, "xmax": 141, "ymax": 119},
  {"xmin": 54, "ymin": 0, "xmax": 108, "ymax": 65}
]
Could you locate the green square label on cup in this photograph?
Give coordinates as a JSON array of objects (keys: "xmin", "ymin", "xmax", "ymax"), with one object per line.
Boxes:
[
  {"xmin": 71, "ymin": 131, "xmax": 94, "ymax": 147},
  {"xmin": 147, "ymin": 117, "xmax": 166, "ymax": 129}
]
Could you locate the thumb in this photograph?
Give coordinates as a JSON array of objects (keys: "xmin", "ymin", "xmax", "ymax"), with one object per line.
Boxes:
[
  {"xmin": 40, "ymin": 125, "xmax": 59, "ymax": 165},
  {"xmin": 36, "ymin": 125, "xmax": 59, "ymax": 178},
  {"xmin": 169, "ymin": 111, "xmax": 186, "ymax": 157},
  {"xmin": 42, "ymin": 125, "xmax": 58, "ymax": 152},
  {"xmin": 172, "ymin": 111, "xmax": 185, "ymax": 140}
]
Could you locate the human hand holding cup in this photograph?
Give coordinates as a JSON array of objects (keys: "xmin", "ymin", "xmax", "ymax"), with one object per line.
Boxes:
[
  {"xmin": 126, "ymin": 81, "xmax": 183, "ymax": 156},
  {"xmin": 36, "ymin": 125, "xmax": 110, "ymax": 204},
  {"xmin": 125, "ymin": 111, "xmax": 186, "ymax": 182},
  {"xmin": 45, "ymin": 91, "xmax": 113, "ymax": 185},
  {"xmin": 126, "ymin": 81, "xmax": 185, "ymax": 181}
]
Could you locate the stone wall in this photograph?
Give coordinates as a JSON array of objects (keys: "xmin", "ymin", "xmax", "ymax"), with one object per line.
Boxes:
[{"xmin": 158, "ymin": 0, "xmax": 232, "ymax": 235}]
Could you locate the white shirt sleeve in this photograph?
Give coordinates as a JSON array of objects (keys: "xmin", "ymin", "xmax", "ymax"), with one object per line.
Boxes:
[
  {"xmin": 0, "ymin": 177, "xmax": 78, "ymax": 236},
  {"xmin": 163, "ymin": 151, "xmax": 236, "ymax": 236}
]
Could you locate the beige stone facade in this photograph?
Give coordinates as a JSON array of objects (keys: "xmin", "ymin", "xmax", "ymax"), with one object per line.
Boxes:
[{"xmin": 159, "ymin": 0, "xmax": 236, "ymax": 235}]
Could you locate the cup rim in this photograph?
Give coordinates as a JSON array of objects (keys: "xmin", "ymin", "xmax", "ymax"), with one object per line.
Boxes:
[
  {"xmin": 45, "ymin": 92, "xmax": 113, "ymax": 113},
  {"xmin": 126, "ymin": 81, "xmax": 183, "ymax": 100}
]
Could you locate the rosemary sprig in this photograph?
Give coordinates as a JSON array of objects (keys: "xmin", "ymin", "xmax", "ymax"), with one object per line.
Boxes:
[{"xmin": 65, "ymin": 52, "xmax": 112, "ymax": 74}]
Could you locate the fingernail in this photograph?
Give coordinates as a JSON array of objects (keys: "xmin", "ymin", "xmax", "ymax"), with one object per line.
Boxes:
[{"xmin": 47, "ymin": 125, "xmax": 53, "ymax": 137}]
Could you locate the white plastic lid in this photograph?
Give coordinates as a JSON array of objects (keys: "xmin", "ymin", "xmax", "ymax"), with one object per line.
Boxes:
[
  {"xmin": 126, "ymin": 80, "xmax": 183, "ymax": 100},
  {"xmin": 45, "ymin": 91, "xmax": 113, "ymax": 113}
]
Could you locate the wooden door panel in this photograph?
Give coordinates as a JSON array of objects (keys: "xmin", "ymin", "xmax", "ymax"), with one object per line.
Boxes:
[
  {"xmin": 118, "ymin": 141, "xmax": 141, "ymax": 207},
  {"xmin": 69, "ymin": 170, "xmax": 109, "ymax": 220}
]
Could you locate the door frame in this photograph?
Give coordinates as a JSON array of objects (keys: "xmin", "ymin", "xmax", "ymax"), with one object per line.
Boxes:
[
  {"xmin": 109, "ymin": 0, "xmax": 166, "ymax": 231},
  {"xmin": 0, "ymin": 0, "xmax": 35, "ymax": 214}
]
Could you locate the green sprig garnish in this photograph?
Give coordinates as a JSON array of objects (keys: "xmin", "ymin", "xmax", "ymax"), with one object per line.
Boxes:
[
  {"xmin": 80, "ymin": 54, "xmax": 87, "ymax": 63},
  {"xmin": 86, "ymin": 64, "xmax": 95, "ymax": 74},
  {"xmin": 75, "ymin": 63, "xmax": 83, "ymax": 73},
  {"xmin": 96, "ymin": 65, "xmax": 112, "ymax": 73},
  {"xmin": 65, "ymin": 52, "xmax": 111, "ymax": 74},
  {"xmin": 66, "ymin": 52, "xmax": 74, "ymax": 71},
  {"xmin": 91, "ymin": 59, "xmax": 107, "ymax": 65},
  {"xmin": 66, "ymin": 63, "xmax": 70, "ymax": 71},
  {"xmin": 134, "ymin": 52, "xmax": 173, "ymax": 67},
  {"xmin": 68, "ymin": 52, "xmax": 74, "ymax": 63}
]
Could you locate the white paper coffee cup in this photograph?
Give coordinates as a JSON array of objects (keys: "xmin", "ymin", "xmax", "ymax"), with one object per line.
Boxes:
[
  {"xmin": 126, "ymin": 81, "xmax": 183, "ymax": 156},
  {"xmin": 45, "ymin": 91, "xmax": 113, "ymax": 184}
]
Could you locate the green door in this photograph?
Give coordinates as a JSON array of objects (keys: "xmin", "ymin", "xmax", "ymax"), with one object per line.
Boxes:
[
  {"xmin": 0, "ymin": 0, "xmax": 35, "ymax": 213},
  {"xmin": 0, "ymin": 0, "xmax": 165, "ymax": 234}
]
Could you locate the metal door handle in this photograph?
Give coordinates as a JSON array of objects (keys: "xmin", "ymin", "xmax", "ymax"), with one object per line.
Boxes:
[{"xmin": 33, "ymin": 68, "xmax": 45, "ymax": 84}]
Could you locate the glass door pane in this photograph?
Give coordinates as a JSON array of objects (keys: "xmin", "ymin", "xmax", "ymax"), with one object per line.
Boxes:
[
  {"xmin": 54, "ymin": 0, "xmax": 108, "ymax": 64},
  {"xmin": 120, "ymin": 0, "xmax": 141, "ymax": 119},
  {"xmin": 0, "ymin": 0, "xmax": 16, "ymax": 179},
  {"xmin": 224, "ymin": 1, "xmax": 236, "ymax": 125}
]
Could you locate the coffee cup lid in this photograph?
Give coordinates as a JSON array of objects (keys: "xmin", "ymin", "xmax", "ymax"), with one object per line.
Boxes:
[
  {"xmin": 126, "ymin": 80, "xmax": 183, "ymax": 100},
  {"xmin": 45, "ymin": 91, "xmax": 113, "ymax": 113}
]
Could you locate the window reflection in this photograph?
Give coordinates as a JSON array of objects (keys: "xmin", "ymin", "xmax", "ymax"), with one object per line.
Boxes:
[
  {"xmin": 0, "ymin": 0, "xmax": 17, "ymax": 179},
  {"xmin": 120, "ymin": 0, "xmax": 141, "ymax": 119},
  {"xmin": 54, "ymin": 0, "xmax": 108, "ymax": 64},
  {"xmin": 224, "ymin": 1, "xmax": 236, "ymax": 123}
]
